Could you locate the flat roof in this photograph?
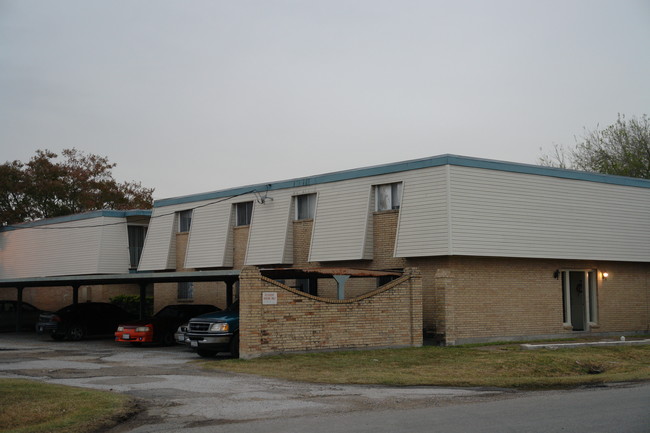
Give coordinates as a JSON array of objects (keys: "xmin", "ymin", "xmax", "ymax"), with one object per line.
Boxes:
[{"xmin": 155, "ymin": 154, "xmax": 650, "ymax": 208}]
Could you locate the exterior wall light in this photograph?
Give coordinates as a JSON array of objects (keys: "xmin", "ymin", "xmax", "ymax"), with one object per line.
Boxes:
[{"xmin": 602, "ymin": 272, "xmax": 609, "ymax": 279}]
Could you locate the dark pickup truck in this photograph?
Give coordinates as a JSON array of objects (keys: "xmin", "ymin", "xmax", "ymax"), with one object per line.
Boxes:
[{"xmin": 186, "ymin": 301, "xmax": 239, "ymax": 358}]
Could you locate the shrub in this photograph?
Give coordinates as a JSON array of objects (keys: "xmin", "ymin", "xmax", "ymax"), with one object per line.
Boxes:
[{"xmin": 109, "ymin": 295, "xmax": 153, "ymax": 316}]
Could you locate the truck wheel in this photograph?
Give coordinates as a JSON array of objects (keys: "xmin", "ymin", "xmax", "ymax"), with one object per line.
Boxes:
[
  {"xmin": 197, "ymin": 349, "xmax": 216, "ymax": 358},
  {"xmin": 229, "ymin": 333, "xmax": 240, "ymax": 359}
]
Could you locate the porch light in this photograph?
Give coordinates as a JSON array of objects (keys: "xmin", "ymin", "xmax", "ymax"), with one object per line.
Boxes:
[{"xmin": 602, "ymin": 272, "xmax": 609, "ymax": 279}]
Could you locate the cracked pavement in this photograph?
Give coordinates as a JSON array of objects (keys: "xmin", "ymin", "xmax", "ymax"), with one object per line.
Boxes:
[{"xmin": 0, "ymin": 333, "xmax": 505, "ymax": 432}]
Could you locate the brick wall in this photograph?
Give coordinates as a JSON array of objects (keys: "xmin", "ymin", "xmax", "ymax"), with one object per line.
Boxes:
[
  {"xmin": 233, "ymin": 226, "xmax": 250, "ymax": 269},
  {"xmin": 292, "ymin": 220, "xmax": 313, "ymax": 267},
  {"xmin": 239, "ymin": 266, "xmax": 423, "ymax": 359},
  {"xmin": 426, "ymin": 256, "xmax": 650, "ymax": 344}
]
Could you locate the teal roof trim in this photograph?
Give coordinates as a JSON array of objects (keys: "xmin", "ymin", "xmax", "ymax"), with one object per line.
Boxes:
[
  {"xmin": 1, "ymin": 209, "xmax": 152, "ymax": 232},
  {"xmin": 155, "ymin": 154, "xmax": 650, "ymax": 208}
]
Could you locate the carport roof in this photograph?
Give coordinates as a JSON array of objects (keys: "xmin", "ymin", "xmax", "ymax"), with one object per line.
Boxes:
[
  {"xmin": 0, "ymin": 270, "xmax": 240, "ymax": 288},
  {"xmin": 260, "ymin": 267, "xmax": 402, "ymax": 279},
  {"xmin": 0, "ymin": 267, "xmax": 400, "ymax": 289}
]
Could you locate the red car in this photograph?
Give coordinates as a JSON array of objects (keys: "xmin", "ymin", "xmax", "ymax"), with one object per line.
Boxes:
[{"xmin": 115, "ymin": 304, "xmax": 219, "ymax": 346}]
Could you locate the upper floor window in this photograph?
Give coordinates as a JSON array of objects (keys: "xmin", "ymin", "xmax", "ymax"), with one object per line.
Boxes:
[
  {"xmin": 295, "ymin": 194, "xmax": 317, "ymax": 220},
  {"xmin": 235, "ymin": 201, "xmax": 253, "ymax": 226},
  {"xmin": 376, "ymin": 182, "xmax": 402, "ymax": 211},
  {"xmin": 178, "ymin": 210, "xmax": 192, "ymax": 232},
  {"xmin": 177, "ymin": 281, "xmax": 194, "ymax": 300},
  {"xmin": 127, "ymin": 225, "xmax": 148, "ymax": 268}
]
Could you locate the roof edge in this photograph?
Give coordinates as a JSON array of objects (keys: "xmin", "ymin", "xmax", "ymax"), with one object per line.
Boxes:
[
  {"xmin": 1, "ymin": 209, "xmax": 152, "ymax": 232},
  {"xmin": 154, "ymin": 154, "xmax": 650, "ymax": 208}
]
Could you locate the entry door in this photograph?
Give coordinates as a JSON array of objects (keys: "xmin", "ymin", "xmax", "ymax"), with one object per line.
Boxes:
[
  {"xmin": 569, "ymin": 271, "xmax": 586, "ymax": 331},
  {"xmin": 562, "ymin": 270, "xmax": 597, "ymax": 331}
]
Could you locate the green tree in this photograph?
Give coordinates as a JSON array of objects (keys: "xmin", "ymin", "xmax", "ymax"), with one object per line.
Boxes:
[
  {"xmin": 1, "ymin": 149, "xmax": 154, "ymax": 226},
  {"xmin": 539, "ymin": 114, "xmax": 650, "ymax": 179}
]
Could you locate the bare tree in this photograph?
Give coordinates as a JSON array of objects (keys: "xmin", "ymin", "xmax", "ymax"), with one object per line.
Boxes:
[{"xmin": 539, "ymin": 114, "xmax": 650, "ymax": 179}]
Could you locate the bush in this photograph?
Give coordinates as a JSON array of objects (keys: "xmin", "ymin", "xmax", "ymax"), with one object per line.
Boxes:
[{"xmin": 109, "ymin": 295, "xmax": 153, "ymax": 317}]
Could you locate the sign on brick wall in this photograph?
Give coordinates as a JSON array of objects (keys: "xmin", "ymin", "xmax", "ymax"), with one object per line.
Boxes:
[{"xmin": 262, "ymin": 292, "xmax": 277, "ymax": 305}]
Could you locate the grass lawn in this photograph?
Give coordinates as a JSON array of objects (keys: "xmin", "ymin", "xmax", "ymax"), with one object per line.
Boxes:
[
  {"xmin": 204, "ymin": 343, "xmax": 650, "ymax": 389},
  {"xmin": 0, "ymin": 379, "xmax": 136, "ymax": 433}
]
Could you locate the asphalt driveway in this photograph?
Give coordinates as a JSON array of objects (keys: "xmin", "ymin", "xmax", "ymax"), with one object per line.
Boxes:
[{"xmin": 0, "ymin": 333, "xmax": 502, "ymax": 432}]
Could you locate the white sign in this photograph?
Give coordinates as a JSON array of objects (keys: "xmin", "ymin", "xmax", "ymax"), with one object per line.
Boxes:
[{"xmin": 262, "ymin": 292, "xmax": 277, "ymax": 305}]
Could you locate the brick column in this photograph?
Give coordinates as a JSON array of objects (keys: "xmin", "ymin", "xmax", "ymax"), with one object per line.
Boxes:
[
  {"xmin": 434, "ymin": 267, "xmax": 455, "ymax": 345},
  {"xmin": 239, "ymin": 266, "xmax": 263, "ymax": 359},
  {"xmin": 405, "ymin": 267, "xmax": 423, "ymax": 346}
]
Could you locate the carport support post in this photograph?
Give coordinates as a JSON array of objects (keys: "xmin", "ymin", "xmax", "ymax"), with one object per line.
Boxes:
[
  {"xmin": 15, "ymin": 286, "xmax": 24, "ymax": 332},
  {"xmin": 72, "ymin": 285, "xmax": 80, "ymax": 305},
  {"xmin": 139, "ymin": 283, "xmax": 148, "ymax": 319},
  {"xmin": 226, "ymin": 279, "xmax": 235, "ymax": 307},
  {"xmin": 333, "ymin": 275, "xmax": 350, "ymax": 300}
]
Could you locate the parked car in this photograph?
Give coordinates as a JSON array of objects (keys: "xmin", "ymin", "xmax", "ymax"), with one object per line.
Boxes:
[
  {"xmin": 37, "ymin": 302, "xmax": 136, "ymax": 341},
  {"xmin": 175, "ymin": 323, "xmax": 190, "ymax": 345},
  {"xmin": 115, "ymin": 304, "xmax": 219, "ymax": 346},
  {"xmin": 186, "ymin": 301, "xmax": 239, "ymax": 358},
  {"xmin": 0, "ymin": 300, "xmax": 43, "ymax": 331}
]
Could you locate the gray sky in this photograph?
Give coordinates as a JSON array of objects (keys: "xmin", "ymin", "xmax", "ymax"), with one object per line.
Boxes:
[{"xmin": 1, "ymin": 0, "xmax": 649, "ymax": 200}]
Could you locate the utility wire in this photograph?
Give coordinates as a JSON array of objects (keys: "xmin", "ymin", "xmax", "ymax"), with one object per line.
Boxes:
[{"xmin": 2, "ymin": 189, "xmax": 257, "ymax": 231}]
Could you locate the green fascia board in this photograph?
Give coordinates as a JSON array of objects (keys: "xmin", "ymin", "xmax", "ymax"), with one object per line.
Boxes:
[
  {"xmin": 155, "ymin": 154, "xmax": 650, "ymax": 208},
  {"xmin": 1, "ymin": 209, "xmax": 152, "ymax": 232}
]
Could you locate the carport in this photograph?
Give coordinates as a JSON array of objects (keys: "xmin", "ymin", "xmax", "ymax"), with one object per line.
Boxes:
[{"xmin": 0, "ymin": 270, "xmax": 240, "ymax": 332}]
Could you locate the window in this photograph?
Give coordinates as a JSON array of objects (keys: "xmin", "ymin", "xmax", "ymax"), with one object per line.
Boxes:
[
  {"xmin": 178, "ymin": 210, "xmax": 192, "ymax": 232},
  {"xmin": 376, "ymin": 182, "xmax": 402, "ymax": 211},
  {"xmin": 560, "ymin": 270, "xmax": 598, "ymax": 331},
  {"xmin": 295, "ymin": 194, "xmax": 317, "ymax": 220},
  {"xmin": 235, "ymin": 202, "xmax": 253, "ymax": 226},
  {"xmin": 177, "ymin": 282, "xmax": 194, "ymax": 300},
  {"xmin": 127, "ymin": 225, "xmax": 148, "ymax": 268},
  {"xmin": 294, "ymin": 278, "xmax": 318, "ymax": 296},
  {"xmin": 377, "ymin": 275, "xmax": 397, "ymax": 287}
]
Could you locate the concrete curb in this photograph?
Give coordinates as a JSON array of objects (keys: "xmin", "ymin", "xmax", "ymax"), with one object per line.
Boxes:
[{"xmin": 521, "ymin": 339, "xmax": 650, "ymax": 350}]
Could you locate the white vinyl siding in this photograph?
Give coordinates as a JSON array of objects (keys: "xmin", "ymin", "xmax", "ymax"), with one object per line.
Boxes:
[
  {"xmin": 448, "ymin": 166, "xmax": 650, "ymax": 261},
  {"xmin": 309, "ymin": 181, "xmax": 373, "ymax": 262},
  {"xmin": 245, "ymin": 193, "xmax": 293, "ymax": 265},
  {"xmin": 185, "ymin": 202, "xmax": 235, "ymax": 268},
  {"xmin": 394, "ymin": 166, "xmax": 449, "ymax": 257},
  {"xmin": 137, "ymin": 212, "xmax": 176, "ymax": 271},
  {"xmin": 0, "ymin": 217, "xmax": 130, "ymax": 278},
  {"xmin": 97, "ymin": 220, "xmax": 131, "ymax": 273},
  {"xmin": 136, "ymin": 162, "xmax": 650, "ymax": 267}
]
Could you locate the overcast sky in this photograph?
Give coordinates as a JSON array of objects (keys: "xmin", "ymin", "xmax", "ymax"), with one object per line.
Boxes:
[{"xmin": 1, "ymin": 1, "xmax": 648, "ymax": 200}]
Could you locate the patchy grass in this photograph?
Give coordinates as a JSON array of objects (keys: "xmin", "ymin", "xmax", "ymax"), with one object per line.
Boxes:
[
  {"xmin": 203, "ymin": 344, "xmax": 650, "ymax": 389},
  {"xmin": 0, "ymin": 379, "xmax": 137, "ymax": 433}
]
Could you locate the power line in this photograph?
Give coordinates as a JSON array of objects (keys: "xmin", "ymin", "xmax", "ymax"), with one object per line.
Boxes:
[{"xmin": 2, "ymin": 189, "xmax": 257, "ymax": 231}]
